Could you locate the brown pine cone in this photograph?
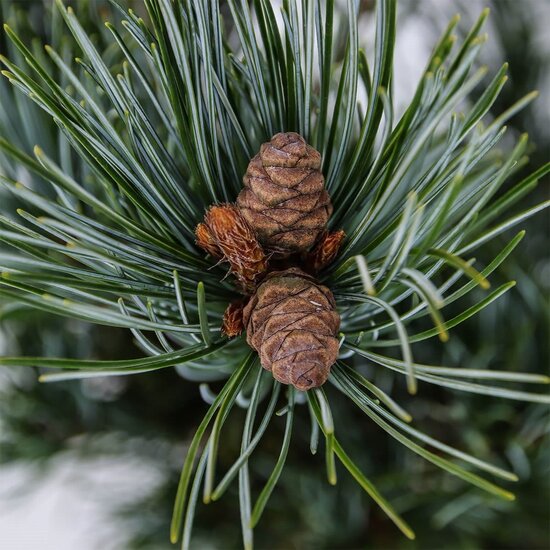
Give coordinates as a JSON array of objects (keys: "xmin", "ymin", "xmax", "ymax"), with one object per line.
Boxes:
[
  {"xmin": 237, "ymin": 132, "xmax": 333, "ymax": 258},
  {"xmin": 242, "ymin": 268, "xmax": 340, "ymax": 390},
  {"xmin": 195, "ymin": 204, "xmax": 268, "ymax": 293}
]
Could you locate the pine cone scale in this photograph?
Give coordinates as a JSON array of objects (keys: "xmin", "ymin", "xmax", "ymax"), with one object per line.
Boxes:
[
  {"xmin": 278, "ymin": 194, "xmax": 323, "ymax": 213},
  {"xmin": 296, "ymin": 173, "xmax": 325, "ymax": 194},
  {"xmin": 262, "ymin": 312, "xmax": 311, "ymax": 336},
  {"xmin": 268, "ymin": 332, "xmax": 325, "ymax": 360},
  {"xmin": 248, "ymin": 178, "xmax": 300, "ymax": 205},
  {"xmin": 262, "ymin": 207, "xmax": 307, "ymax": 226},
  {"xmin": 246, "ymin": 304, "xmax": 306, "ymax": 349},
  {"xmin": 262, "ymin": 314, "xmax": 337, "ymax": 345},
  {"xmin": 264, "ymin": 166, "xmax": 313, "ymax": 187}
]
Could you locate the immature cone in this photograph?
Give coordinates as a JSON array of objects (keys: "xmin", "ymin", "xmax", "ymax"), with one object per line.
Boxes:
[
  {"xmin": 222, "ymin": 299, "xmax": 246, "ymax": 337},
  {"xmin": 242, "ymin": 268, "xmax": 340, "ymax": 390},
  {"xmin": 195, "ymin": 204, "xmax": 267, "ymax": 292},
  {"xmin": 237, "ymin": 132, "xmax": 333, "ymax": 258},
  {"xmin": 304, "ymin": 230, "xmax": 346, "ymax": 274}
]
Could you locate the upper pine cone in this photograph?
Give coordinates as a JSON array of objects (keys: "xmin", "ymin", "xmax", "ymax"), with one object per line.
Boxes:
[
  {"xmin": 237, "ymin": 132, "xmax": 333, "ymax": 258},
  {"xmin": 242, "ymin": 268, "xmax": 340, "ymax": 391}
]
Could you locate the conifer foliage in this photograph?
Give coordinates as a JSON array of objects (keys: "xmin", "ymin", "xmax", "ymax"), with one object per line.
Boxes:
[{"xmin": 0, "ymin": 0, "xmax": 549, "ymax": 548}]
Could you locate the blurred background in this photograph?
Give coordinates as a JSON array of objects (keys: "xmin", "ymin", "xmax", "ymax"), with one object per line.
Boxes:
[{"xmin": 0, "ymin": 1, "xmax": 548, "ymax": 548}]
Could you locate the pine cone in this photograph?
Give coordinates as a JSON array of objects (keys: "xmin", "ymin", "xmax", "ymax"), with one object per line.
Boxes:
[
  {"xmin": 237, "ymin": 132, "xmax": 333, "ymax": 258},
  {"xmin": 195, "ymin": 204, "xmax": 267, "ymax": 293},
  {"xmin": 242, "ymin": 268, "xmax": 340, "ymax": 390}
]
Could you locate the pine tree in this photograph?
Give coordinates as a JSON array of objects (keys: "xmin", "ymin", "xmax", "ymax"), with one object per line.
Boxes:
[{"xmin": 0, "ymin": 1, "xmax": 548, "ymax": 548}]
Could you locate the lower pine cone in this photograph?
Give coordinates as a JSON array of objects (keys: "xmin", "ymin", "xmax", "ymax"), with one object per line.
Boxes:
[{"xmin": 242, "ymin": 268, "xmax": 340, "ymax": 390}]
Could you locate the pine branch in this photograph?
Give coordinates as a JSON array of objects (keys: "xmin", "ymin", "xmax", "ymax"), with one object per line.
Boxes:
[{"xmin": 0, "ymin": 1, "xmax": 548, "ymax": 548}]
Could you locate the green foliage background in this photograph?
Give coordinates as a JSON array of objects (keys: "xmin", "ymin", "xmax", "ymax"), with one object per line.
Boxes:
[{"xmin": 0, "ymin": 0, "xmax": 548, "ymax": 548}]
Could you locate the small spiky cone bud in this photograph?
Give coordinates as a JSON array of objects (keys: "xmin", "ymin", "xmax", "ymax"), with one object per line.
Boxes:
[
  {"xmin": 195, "ymin": 204, "xmax": 268, "ymax": 293},
  {"xmin": 237, "ymin": 132, "xmax": 333, "ymax": 258},
  {"xmin": 222, "ymin": 299, "xmax": 246, "ymax": 337},
  {"xmin": 305, "ymin": 230, "xmax": 346, "ymax": 273},
  {"xmin": 242, "ymin": 268, "xmax": 340, "ymax": 390}
]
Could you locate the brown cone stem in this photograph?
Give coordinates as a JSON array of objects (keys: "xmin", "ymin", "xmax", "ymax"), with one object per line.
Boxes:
[
  {"xmin": 242, "ymin": 268, "xmax": 340, "ymax": 390},
  {"xmin": 237, "ymin": 132, "xmax": 333, "ymax": 258}
]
